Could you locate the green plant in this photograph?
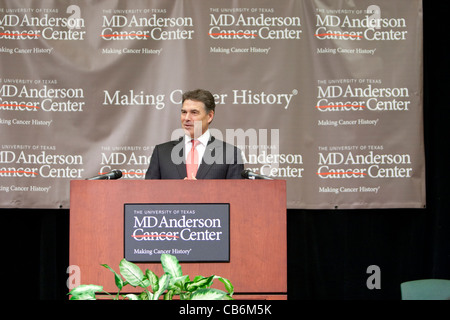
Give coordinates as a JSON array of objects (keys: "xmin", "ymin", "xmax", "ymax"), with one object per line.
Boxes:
[{"xmin": 68, "ymin": 254, "xmax": 234, "ymax": 300}]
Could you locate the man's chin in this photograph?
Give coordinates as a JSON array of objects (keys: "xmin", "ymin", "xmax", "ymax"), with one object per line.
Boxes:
[{"xmin": 182, "ymin": 127, "xmax": 193, "ymax": 137}]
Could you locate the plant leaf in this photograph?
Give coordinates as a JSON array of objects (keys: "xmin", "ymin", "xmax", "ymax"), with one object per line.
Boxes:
[
  {"xmin": 164, "ymin": 289, "xmax": 174, "ymax": 300},
  {"xmin": 170, "ymin": 274, "xmax": 189, "ymax": 293},
  {"xmin": 69, "ymin": 292, "xmax": 96, "ymax": 300},
  {"xmin": 145, "ymin": 269, "xmax": 159, "ymax": 291},
  {"xmin": 119, "ymin": 259, "xmax": 144, "ymax": 287},
  {"xmin": 101, "ymin": 264, "xmax": 124, "ymax": 290},
  {"xmin": 139, "ymin": 291, "xmax": 153, "ymax": 300},
  {"xmin": 69, "ymin": 284, "xmax": 103, "ymax": 296},
  {"xmin": 124, "ymin": 294, "xmax": 140, "ymax": 300},
  {"xmin": 161, "ymin": 254, "xmax": 182, "ymax": 278},
  {"xmin": 186, "ymin": 275, "xmax": 215, "ymax": 292},
  {"xmin": 180, "ymin": 292, "xmax": 191, "ymax": 300},
  {"xmin": 152, "ymin": 273, "xmax": 170, "ymax": 300},
  {"xmin": 215, "ymin": 276, "xmax": 234, "ymax": 296},
  {"xmin": 190, "ymin": 288, "xmax": 228, "ymax": 300},
  {"xmin": 140, "ymin": 276, "xmax": 151, "ymax": 288}
]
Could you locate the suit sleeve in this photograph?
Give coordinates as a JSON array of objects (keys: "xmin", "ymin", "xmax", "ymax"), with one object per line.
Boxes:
[
  {"xmin": 225, "ymin": 146, "xmax": 245, "ymax": 179},
  {"xmin": 145, "ymin": 146, "xmax": 161, "ymax": 179}
]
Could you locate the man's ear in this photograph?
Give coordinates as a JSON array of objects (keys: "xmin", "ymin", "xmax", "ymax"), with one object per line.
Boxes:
[{"xmin": 208, "ymin": 111, "xmax": 215, "ymax": 124}]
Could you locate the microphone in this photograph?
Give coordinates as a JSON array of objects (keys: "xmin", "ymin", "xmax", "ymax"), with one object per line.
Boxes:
[
  {"xmin": 241, "ymin": 169, "xmax": 273, "ymax": 180},
  {"xmin": 86, "ymin": 169, "xmax": 123, "ymax": 180}
]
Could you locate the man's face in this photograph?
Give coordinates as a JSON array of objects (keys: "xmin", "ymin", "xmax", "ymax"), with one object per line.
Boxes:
[{"xmin": 181, "ymin": 99, "xmax": 214, "ymax": 138}]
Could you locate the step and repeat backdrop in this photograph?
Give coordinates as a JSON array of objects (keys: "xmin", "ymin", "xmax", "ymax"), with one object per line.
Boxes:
[{"xmin": 0, "ymin": 0, "xmax": 424, "ymax": 209}]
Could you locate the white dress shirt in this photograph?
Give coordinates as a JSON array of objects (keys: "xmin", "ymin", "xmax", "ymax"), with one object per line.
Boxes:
[{"xmin": 184, "ymin": 129, "xmax": 210, "ymax": 168}]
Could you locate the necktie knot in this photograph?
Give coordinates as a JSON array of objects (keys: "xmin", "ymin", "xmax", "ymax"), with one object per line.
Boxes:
[{"xmin": 191, "ymin": 139, "xmax": 200, "ymax": 148}]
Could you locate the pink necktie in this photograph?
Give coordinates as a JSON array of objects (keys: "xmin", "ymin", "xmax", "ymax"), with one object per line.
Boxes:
[{"xmin": 186, "ymin": 139, "xmax": 200, "ymax": 179}]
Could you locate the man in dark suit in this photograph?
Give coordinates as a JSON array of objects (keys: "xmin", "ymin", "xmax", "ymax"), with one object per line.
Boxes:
[{"xmin": 145, "ymin": 89, "xmax": 244, "ymax": 180}]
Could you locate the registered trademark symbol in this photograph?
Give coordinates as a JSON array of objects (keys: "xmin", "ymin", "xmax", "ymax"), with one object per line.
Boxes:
[{"xmin": 292, "ymin": 89, "xmax": 298, "ymax": 95}]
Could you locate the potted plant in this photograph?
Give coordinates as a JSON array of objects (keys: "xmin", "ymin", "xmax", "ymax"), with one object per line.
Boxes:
[{"xmin": 68, "ymin": 253, "xmax": 234, "ymax": 300}]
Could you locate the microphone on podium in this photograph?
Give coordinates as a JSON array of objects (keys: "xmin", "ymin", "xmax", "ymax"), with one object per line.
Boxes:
[
  {"xmin": 241, "ymin": 169, "xmax": 273, "ymax": 180},
  {"xmin": 86, "ymin": 169, "xmax": 123, "ymax": 180}
]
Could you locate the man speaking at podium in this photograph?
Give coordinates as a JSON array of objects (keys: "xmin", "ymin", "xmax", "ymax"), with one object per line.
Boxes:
[{"xmin": 145, "ymin": 89, "xmax": 244, "ymax": 180}]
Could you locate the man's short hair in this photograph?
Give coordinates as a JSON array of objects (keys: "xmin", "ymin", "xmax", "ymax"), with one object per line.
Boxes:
[{"xmin": 182, "ymin": 89, "xmax": 216, "ymax": 114}]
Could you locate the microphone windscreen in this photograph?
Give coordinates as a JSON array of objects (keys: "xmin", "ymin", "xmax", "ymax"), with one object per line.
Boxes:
[
  {"xmin": 241, "ymin": 169, "xmax": 250, "ymax": 179},
  {"xmin": 112, "ymin": 169, "xmax": 123, "ymax": 179}
]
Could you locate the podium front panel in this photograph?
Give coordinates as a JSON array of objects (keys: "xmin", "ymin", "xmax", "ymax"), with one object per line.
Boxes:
[{"xmin": 70, "ymin": 180, "xmax": 287, "ymax": 298}]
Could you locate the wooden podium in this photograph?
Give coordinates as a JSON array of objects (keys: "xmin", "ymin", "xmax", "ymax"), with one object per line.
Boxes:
[{"xmin": 69, "ymin": 179, "xmax": 287, "ymax": 299}]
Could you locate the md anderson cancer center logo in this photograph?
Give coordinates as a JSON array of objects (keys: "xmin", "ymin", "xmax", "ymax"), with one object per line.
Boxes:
[
  {"xmin": 314, "ymin": 5, "xmax": 409, "ymax": 41},
  {"xmin": 208, "ymin": 8, "xmax": 302, "ymax": 40},
  {"xmin": 0, "ymin": 147, "xmax": 84, "ymax": 180},
  {"xmin": 0, "ymin": 6, "xmax": 86, "ymax": 41}
]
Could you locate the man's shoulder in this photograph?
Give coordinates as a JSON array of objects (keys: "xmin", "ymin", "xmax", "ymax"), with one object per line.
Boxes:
[
  {"xmin": 155, "ymin": 138, "xmax": 183, "ymax": 148},
  {"xmin": 209, "ymin": 136, "xmax": 240, "ymax": 149}
]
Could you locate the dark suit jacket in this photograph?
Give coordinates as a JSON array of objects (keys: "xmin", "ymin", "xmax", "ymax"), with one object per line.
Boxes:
[{"xmin": 145, "ymin": 136, "xmax": 244, "ymax": 179}]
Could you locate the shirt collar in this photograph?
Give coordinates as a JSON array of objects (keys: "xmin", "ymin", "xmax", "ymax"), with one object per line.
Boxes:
[{"xmin": 185, "ymin": 129, "xmax": 210, "ymax": 146}]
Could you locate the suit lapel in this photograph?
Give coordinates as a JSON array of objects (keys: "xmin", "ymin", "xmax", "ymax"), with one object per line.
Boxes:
[
  {"xmin": 196, "ymin": 136, "xmax": 221, "ymax": 179},
  {"xmin": 172, "ymin": 138, "xmax": 187, "ymax": 179}
]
